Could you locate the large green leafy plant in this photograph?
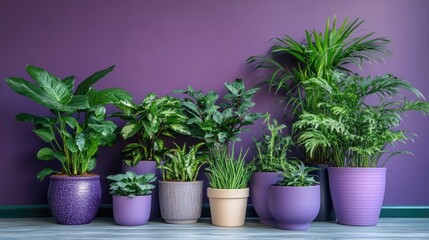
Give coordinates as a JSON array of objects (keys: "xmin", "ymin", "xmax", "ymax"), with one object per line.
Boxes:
[
  {"xmin": 294, "ymin": 72, "xmax": 429, "ymax": 167},
  {"xmin": 113, "ymin": 93, "xmax": 191, "ymax": 166},
  {"xmin": 159, "ymin": 142, "xmax": 208, "ymax": 182},
  {"xmin": 252, "ymin": 114, "xmax": 293, "ymax": 172},
  {"xmin": 107, "ymin": 171, "xmax": 156, "ymax": 197},
  {"xmin": 5, "ymin": 65, "xmax": 131, "ymax": 180},
  {"xmin": 276, "ymin": 160, "xmax": 318, "ymax": 187},
  {"xmin": 175, "ymin": 79, "xmax": 263, "ymax": 158}
]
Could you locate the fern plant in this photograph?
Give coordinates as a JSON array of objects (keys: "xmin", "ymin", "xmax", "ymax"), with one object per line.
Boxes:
[
  {"xmin": 276, "ymin": 161, "xmax": 318, "ymax": 187},
  {"xmin": 252, "ymin": 114, "xmax": 293, "ymax": 172},
  {"xmin": 159, "ymin": 142, "xmax": 208, "ymax": 182}
]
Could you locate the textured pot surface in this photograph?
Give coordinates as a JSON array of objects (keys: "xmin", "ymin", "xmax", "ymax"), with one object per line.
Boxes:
[
  {"xmin": 307, "ymin": 163, "xmax": 335, "ymax": 221},
  {"xmin": 249, "ymin": 172, "xmax": 281, "ymax": 225},
  {"xmin": 268, "ymin": 185, "xmax": 320, "ymax": 230},
  {"xmin": 48, "ymin": 175, "xmax": 101, "ymax": 225},
  {"xmin": 113, "ymin": 195, "xmax": 151, "ymax": 226},
  {"xmin": 207, "ymin": 188, "xmax": 249, "ymax": 227},
  {"xmin": 122, "ymin": 160, "xmax": 161, "ymax": 220},
  {"xmin": 328, "ymin": 167, "xmax": 386, "ymax": 226},
  {"xmin": 159, "ymin": 181, "xmax": 203, "ymax": 224}
]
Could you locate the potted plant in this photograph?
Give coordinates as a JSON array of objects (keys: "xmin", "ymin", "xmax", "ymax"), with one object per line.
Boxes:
[
  {"xmin": 250, "ymin": 114, "xmax": 293, "ymax": 225},
  {"xmin": 205, "ymin": 146, "xmax": 252, "ymax": 227},
  {"xmin": 107, "ymin": 171, "xmax": 156, "ymax": 226},
  {"xmin": 158, "ymin": 143, "xmax": 207, "ymax": 224},
  {"xmin": 268, "ymin": 160, "xmax": 320, "ymax": 230},
  {"xmin": 247, "ymin": 16, "xmax": 391, "ymax": 221},
  {"xmin": 5, "ymin": 65, "xmax": 131, "ymax": 224},
  {"xmin": 294, "ymin": 71, "xmax": 429, "ymax": 226},
  {"xmin": 112, "ymin": 93, "xmax": 190, "ymax": 219}
]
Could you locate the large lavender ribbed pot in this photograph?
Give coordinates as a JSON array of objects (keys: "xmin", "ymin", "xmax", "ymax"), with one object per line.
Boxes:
[
  {"xmin": 268, "ymin": 185, "xmax": 320, "ymax": 230},
  {"xmin": 159, "ymin": 181, "xmax": 203, "ymax": 224},
  {"xmin": 328, "ymin": 167, "xmax": 386, "ymax": 226},
  {"xmin": 249, "ymin": 172, "xmax": 281, "ymax": 225},
  {"xmin": 113, "ymin": 195, "xmax": 151, "ymax": 226},
  {"xmin": 122, "ymin": 160, "xmax": 161, "ymax": 220},
  {"xmin": 48, "ymin": 175, "xmax": 101, "ymax": 225}
]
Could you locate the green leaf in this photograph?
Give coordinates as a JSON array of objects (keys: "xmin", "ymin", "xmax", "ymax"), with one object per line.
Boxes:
[
  {"xmin": 33, "ymin": 128, "xmax": 55, "ymax": 143},
  {"xmin": 88, "ymin": 158, "xmax": 97, "ymax": 171},
  {"xmin": 63, "ymin": 116, "xmax": 80, "ymax": 130},
  {"xmin": 121, "ymin": 121, "xmax": 141, "ymax": 139},
  {"xmin": 75, "ymin": 133, "xmax": 87, "ymax": 151},
  {"xmin": 62, "ymin": 76, "xmax": 75, "ymax": 93},
  {"xmin": 53, "ymin": 151, "xmax": 66, "ymax": 162},
  {"xmin": 66, "ymin": 138, "xmax": 78, "ymax": 153},
  {"xmin": 75, "ymin": 65, "xmax": 115, "ymax": 95},
  {"xmin": 37, "ymin": 168, "xmax": 55, "ymax": 181},
  {"xmin": 89, "ymin": 88, "xmax": 132, "ymax": 106},
  {"xmin": 36, "ymin": 147, "xmax": 55, "ymax": 161},
  {"xmin": 26, "ymin": 65, "xmax": 73, "ymax": 105},
  {"xmin": 88, "ymin": 121, "xmax": 117, "ymax": 136},
  {"xmin": 66, "ymin": 95, "xmax": 90, "ymax": 111},
  {"xmin": 170, "ymin": 124, "xmax": 191, "ymax": 135}
]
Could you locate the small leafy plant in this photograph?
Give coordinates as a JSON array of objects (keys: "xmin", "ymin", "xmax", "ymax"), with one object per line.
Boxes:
[
  {"xmin": 5, "ymin": 65, "xmax": 132, "ymax": 180},
  {"xmin": 107, "ymin": 171, "xmax": 156, "ymax": 197},
  {"xmin": 205, "ymin": 146, "xmax": 252, "ymax": 189},
  {"xmin": 159, "ymin": 142, "xmax": 208, "ymax": 182},
  {"xmin": 252, "ymin": 114, "xmax": 293, "ymax": 172},
  {"xmin": 113, "ymin": 93, "xmax": 191, "ymax": 166},
  {"xmin": 276, "ymin": 161, "xmax": 318, "ymax": 187},
  {"xmin": 175, "ymin": 79, "xmax": 264, "ymax": 157}
]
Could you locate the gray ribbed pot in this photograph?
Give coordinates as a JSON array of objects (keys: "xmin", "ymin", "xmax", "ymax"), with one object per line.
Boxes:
[{"xmin": 158, "ymin": 181, "xmax": 203, "ymax": 224}]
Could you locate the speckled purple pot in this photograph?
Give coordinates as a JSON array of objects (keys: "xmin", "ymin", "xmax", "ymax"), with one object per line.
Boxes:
[
  {"xmin": 122, "ymin": 160, "xmax": 162, "ymax": 220},
  {"xmin": 250, "ymin": 172, "xmax": 282, "ymax": 225},
  {"xmin": 48, "ymin": 175, "xmax": 101, "ymax": 225}
]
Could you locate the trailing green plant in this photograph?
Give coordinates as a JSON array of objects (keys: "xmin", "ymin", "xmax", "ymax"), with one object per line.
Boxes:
[
  {"xmin": 5, "ymin": 65, "xmax": 132, "ymax": 180},
  {"xmin": 175, "ymin": 79, "xmax": 264, "ymax": 158},
  {"xmin": 159, "ymin": 142, "xmax": 208, "ymax": 182},
  {"xmin": 293, "ymin": 71, "xmax": 429, "ymax": 167},
  {"xmin": 276, "ymin": 160, "xmax": 318, "ymax": 187},
  {"xmin": 205, "ymin": 145, "xmax": 252, "ymax": 189},
  {"xmin": 107, "ymin": 171, "xmax": 156, "ymax": 197},
  {"xmin": 112, "ymin": 93, "xmax": 191, "ymax": 166},
  {"xmin": 252, "ymin": 114, "xmax": 293, "ymax": 172}
]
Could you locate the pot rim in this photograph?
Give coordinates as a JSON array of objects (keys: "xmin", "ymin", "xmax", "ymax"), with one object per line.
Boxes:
[
  {"xmin": 207, "ymin": 187, "xmax": 249, "ymax": 198},
  {"xmin": 269, "ymin": 184, "xmax": 320, "ymax": 189},
  {"xmin": 158, "ymin": 180, "xmax": 203, "ymax": 183},
  {"xmin": 112, "ymin": 195, "xmax": 151, "ymax": 199},
  {"xmin": 50, "ymin": 174, "xmax": 100, "ymax": 180},
  {"xmin": 328, "ymin": 167, "xmax": 387, "ymax": 170}
]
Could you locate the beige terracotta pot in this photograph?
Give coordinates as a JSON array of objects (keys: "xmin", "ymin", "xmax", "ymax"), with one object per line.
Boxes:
[{"xmin": 207, "ymin": 187, "xmax": 249, "ymax": 227}]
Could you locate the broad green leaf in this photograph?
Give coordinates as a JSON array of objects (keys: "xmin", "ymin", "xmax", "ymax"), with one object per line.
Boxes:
[
  {"xmin": 121, "ymin": 121, "xmax": 141, "ymax": 139},
  {"xmin": 66, "ymin": 138, "xmax": 78, "ymax": 153},
  {"xmin": 75, "ymin": 65, "xmax": 115, "ymax": 95},
  {"xmin": 88, "ymin": 158, "xmax": 97, "ymax": 171},
  {"xmin": 37, "ymin": 168, "xmax": 55, "ymax": 181},
  {"xmin": 88, "ymin": 121, "xmax": 117, "ymax": 136},
  {"xmin": 75, "ymin": 133, "xmax": 87, "ymax": 151},
  {"xmin": 62, "ymin": 76, "xmax": 75, "ymax": 93},
  {"xmin": 33, "ymin": 128, "xmax": 55, "ymax": 142},
  {"xmin": 63, "ymin": 116, "xmax": 80, "ymax": 130},
  {"xmin": 36, "ymin": 147, "xmax": 55, "ymax": 161},
  {"xmin": 53, "ymin": 151, "xmax": 66, "ymax": 162},
  {"xmin": 66, "ymin": 95, "xmax": 90, "ymax": 111},
  {"xmin": 170, "ymin": 124, "xmax": 191, "ymax": 135},
  {"xmin": 88, "ymin": 88, "xmax": 132, "ymax": 106}
]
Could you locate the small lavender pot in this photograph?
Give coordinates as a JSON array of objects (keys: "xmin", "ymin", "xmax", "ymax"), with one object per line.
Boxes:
[
  {"xmin": 113, "ymin": 195, "xmax": 151, "ymax": 226},
  {"xmin": 122, "ymin": 160, "xmax": 162, "ymax": 220},
  {"xmin": 48, "ymin": 175, "xmax": 101, "ymax": 225},
  {"xmin": 268, "ymin": 185, "xmax": 320, "ymax": 230},
  {"xmin": 249, "ymin": 172, "xmax": 281, "ymax": 225},
  {"xmin": 328, "ymin": 167, "xmax": 386, "ymax": 226}
]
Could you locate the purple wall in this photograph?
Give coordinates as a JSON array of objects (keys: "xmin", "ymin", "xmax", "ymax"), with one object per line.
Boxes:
[{"xmin": 1, "ymin": 0, "xmax": 428, "ymax": 205}]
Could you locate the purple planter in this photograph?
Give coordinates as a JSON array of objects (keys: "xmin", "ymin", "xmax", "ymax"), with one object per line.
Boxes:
[
  {"xmin": 328, "ymin": 167, "xmax": 386, "ymax": 226},
  {"xmin": 48, "ymin": 175, "xmax": 101, "ymax": 225},
  {"xmin": 249, "ymin": 172, "xmax": 281, "ymax": 225},
  {"xmin": 122, "ymin": 160, "xmax": 161, "ymax": 220},
  {"xmin": 268, "ymin": 185, "xmax": 320, "ymax": 230},
  {"xmin": 113, "ymin": 195, "xmax": 152, "ymax": 226}
]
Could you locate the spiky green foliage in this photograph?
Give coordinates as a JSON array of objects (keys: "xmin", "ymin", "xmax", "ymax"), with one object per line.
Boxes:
[
  {"xmin": 113, "ymin": 93, "xmax": 191, "ymax": 166},
  {"xmin": 205, "ymin": 146, "xmax": 252, "ymax": 189},
  {"xmin": 5, "ymin": 65, "xmax": 132, "ymax": 180},
  {"xmin": 276, "ymin": 160, "xmax": 318, "ymax": 187},
  {"xmin": 293, "ymin": 72, "xmax": 429, "ymax": 167},
  {"xmin": 107, "ymin": 171, "xmax": 156, "ymax": 197},
  {"xmin": 252, "ymin": 114, "xmax": 293, "ymax": 172},
  {"xmin": 159, "ymin": 142, "xmax": 208, "ymax": 182},
  {"xmin": 175, "ymin": 79, "xmax": 264, "ymax": 158}
]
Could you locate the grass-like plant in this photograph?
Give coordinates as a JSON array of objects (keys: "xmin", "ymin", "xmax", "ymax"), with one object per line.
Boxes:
[
  {"xmin": 107, "ymin": 171, "xmax": 156, "ymax": 197},
  {"xmin": 276, "ymin": 161, "xmax": 318, "ymax": 187},
  {"xmin": 252, "ymin": 114, "xmax": 293, "ymax": 172},
  {"xmin": 205, "ymin": 146, "xmax": 252, "ymax": 189},
  {"xmin": 159, "ymin": 142, "xmax": 208, "ymax": 182}
]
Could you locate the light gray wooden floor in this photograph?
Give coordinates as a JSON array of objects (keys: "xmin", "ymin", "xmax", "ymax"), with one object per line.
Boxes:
[{"xmin": 0, "ymin": 218, "xmax": 428, "ymax": 239}]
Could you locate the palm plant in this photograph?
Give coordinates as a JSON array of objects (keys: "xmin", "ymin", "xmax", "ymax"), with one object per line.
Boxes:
[
  {"xmin": 252, "ymin": 114, "xmax": 293, "ymax": 172},
  {"xmin": 159, "ymin": 142, "xmax": 208, "ymax": 182},
  {"xmin": 5, "ymin": 65, "xmax": 132, "ymax": 180},
  {"xmin": 293, "ymin": 71, "xmax": 429, "ymax": 167},
  {"xmin": 113, "ymin": 93, "xmax": 191, "ymax": 166}
]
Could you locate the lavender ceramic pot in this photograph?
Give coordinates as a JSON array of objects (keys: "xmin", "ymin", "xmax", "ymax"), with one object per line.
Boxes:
[
  {"xmin": 48, "ymin": 175, "xmax": 101, "ymax": 225},
  {"xmin": 249, "ymin": 172, "xmax": 281, "ymax": 225},
  {"xmin": 268, "ymin": 185, "xmax": 320, "ymax": 230},
  {"xmin": 113, "ymin": 195, "xmax": 151, "ymax": 226},
  {"xmin": 328, "ymin": 167, "xmax": 386, "ymax": 226},
  {"xmin": 122, "ymin": 160, "xmax": 162, "ymax": 220}
]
